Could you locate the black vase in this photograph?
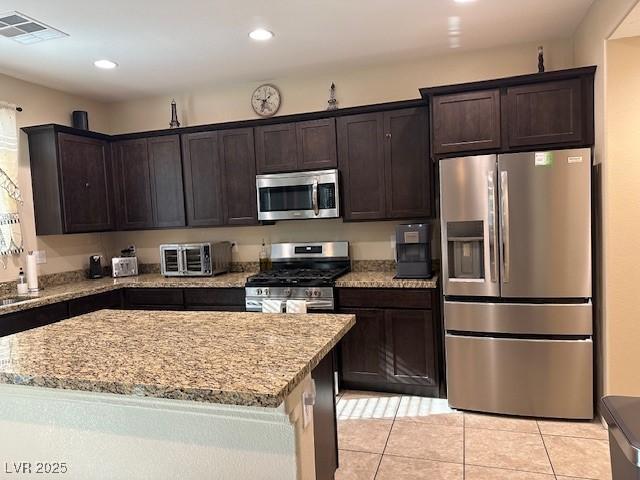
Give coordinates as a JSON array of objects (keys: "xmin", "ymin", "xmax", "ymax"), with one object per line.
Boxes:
[{"xmin": 72, "ymin": 111, "xmax": 89, "ymax": 130}]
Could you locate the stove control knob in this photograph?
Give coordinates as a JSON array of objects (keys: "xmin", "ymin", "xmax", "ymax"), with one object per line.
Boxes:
[
  {"xmin": 257, "ymin": 289, "xmax": 263, "ymax": 295},
  {"xmin": 264, "ymin": 288, "xmax": 270, "ymax": 296},
  {"xmin": 314, "ymin": 290, "xmax": 321, "ymax": 297},
  {"xmin": 304, "ymin": 289, "xmax": 312, "ymax": 298},
  {"xmin": 284, "ymin": 288, "xmax": 292, "ymax": 297}
]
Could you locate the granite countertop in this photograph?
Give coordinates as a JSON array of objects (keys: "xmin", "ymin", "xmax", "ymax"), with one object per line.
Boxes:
[
  {"xmin": 0, "ymin": 309, "xmax": 355, "ymax": 407},
  {"xmin": 335, "ymin": 271, "xmax": 438, "ymax": 289}
]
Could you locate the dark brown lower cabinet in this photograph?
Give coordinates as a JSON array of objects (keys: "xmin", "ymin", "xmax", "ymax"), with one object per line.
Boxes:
[
  {"xmin": 0, "ymin": 303, "xmax": 69, "ymax": 337},
  {"xmin": 68, "ymin": 290, "xmax": 123, "ymax": 317},
  {"xmin": 123, "ymin": 288, "xmax": 185, "ymax": 310},
  {"xmin": 337, "ymin": 288, "xmax": 441, "ymax": 397},
  {"xmin": 311, "ymin": 349, "xmax": 339, "ymax": 480}
]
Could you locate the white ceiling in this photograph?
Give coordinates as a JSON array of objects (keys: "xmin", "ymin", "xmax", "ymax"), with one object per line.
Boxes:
[{"xmin": 0, "ymin": 0, "xmax": 595, "ymax": 102}]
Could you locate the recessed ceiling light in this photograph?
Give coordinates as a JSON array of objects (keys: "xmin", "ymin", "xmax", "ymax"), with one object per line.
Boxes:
[
  {"xmin": 249, "ymin": 28, "xmax": 274, "ymax": 41},
  {"xmin": 94, "ymin": 59, "xmax": 118, "ymax": 69},
  {"xmin": 454, "ymin": 0, "xmax": 476, "ymax": 3}
]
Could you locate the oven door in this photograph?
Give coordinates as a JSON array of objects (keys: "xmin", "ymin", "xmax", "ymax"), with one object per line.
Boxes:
[{"xmin": 256, "ymin": 169, "xmax": 339, "ymax": 221}]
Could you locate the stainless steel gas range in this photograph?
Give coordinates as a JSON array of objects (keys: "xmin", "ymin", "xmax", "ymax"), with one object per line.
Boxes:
[{"xmin": 245, "ymin": 241, "xmax": 350, "ymax": 312}]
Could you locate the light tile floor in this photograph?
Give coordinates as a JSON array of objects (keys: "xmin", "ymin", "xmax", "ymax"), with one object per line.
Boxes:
[{"xmin": 335, "ymin": 390, "xmax": 612, "ymax": 480}]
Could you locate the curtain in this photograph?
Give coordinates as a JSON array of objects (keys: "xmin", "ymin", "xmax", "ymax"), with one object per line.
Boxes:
[{"xmin": 0, "ymin": 102, "xmax": 23, "ymax": 258}]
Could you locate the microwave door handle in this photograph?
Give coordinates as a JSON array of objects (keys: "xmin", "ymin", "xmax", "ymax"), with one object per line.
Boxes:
[
  {"xmin": 487, "ymin": 171, "xmax": 498, "ymax": 283},
  {"xmin": 500, "ymin": 171, "xmax": 510, "ymax": 283},
  {"xmin": 312, "ymin": 178, "xmax": 319, "ymax": 216}
]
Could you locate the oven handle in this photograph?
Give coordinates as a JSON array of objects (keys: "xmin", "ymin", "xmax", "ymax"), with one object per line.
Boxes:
[{"xmin": 312, "ymin": 178, "xmax": 319, "ymax": 216}]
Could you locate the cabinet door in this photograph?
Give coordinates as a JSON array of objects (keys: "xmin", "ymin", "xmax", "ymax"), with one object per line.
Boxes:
[
  {"xmin": 255, "ymin": 123, "xmax": 298, "ymax": 173},
  {"xmin": 57, "ymin": 133, "xmax": 113, "ymax": 233},
  {"xmin": 112, "ymin": 139, "xmax": 154, "ymax": 230},
  {"xmin": 339, "ymin": 308, "xmax": 387, "ymax": 384},
  {"xmin": 182, "ymin": 131, "xmax": 224, "ymax": 227},
  {"xmin": 296, "ymin": 118, "xmax": 337, "ymax": 171},
  {"xmin": 384, "ymin": 108, "xmax": 432, "ymax": 218},
  {"xmin": 432, "ymin": 89, "xmax": 501, "ymax": 154},
  {"xmin": 385, "ymin": 309, "xmax": 437, "ymax": 386},
  {"xmin": 337, "ymin": 113, "xmax": 386, "ymax": 220},
  {"xmin": 219, "ymin": 128, "xmax": 258, "ymax": 225},
  {"xmin": 506, "ymin": 79, "xmax": 583, "ymax": 148},
  {"xmin": 148, "ymin": 135, "xmax": 185, "ymax": 228}
]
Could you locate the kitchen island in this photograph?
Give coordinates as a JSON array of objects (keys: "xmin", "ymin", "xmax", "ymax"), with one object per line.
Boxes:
[{"xmin": 0, "ymin": 309, "xmax": 354, "ymax": 480}]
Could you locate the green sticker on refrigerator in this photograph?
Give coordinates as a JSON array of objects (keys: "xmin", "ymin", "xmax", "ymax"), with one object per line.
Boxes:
[{"xmin": 535, "ymin": 152, "xmax": 553, "ymax": 166}]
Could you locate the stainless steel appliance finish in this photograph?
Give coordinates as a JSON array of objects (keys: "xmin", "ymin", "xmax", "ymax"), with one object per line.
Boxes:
[
  {"xmin": 445, "ymin": 301, "xmax": 593, "ymax": 336},
  {"xmin": 440, "ymin": 155, "xmax": 499, "ymax": 297},
  {"xmin": 440, "ymin": 148, "xmax": 594, "ymax": 419},
  {"xmin": 112, "ymin": 257, "xmax": 138, "ymax": 278},
  {"xmin": 446, "ymin": 334, "xmax": 593, "ymax": 419},
  {"xmin": 498, "ymin": 150, "xmax": 591, "ymax": 298},
  {"xmin": 245, "ymin": 241, "xmax": 349, "ymax": 312},
  {"xmin": 256, "ymin": 169, "xmax": 339, "ymax": 221},
  {"xmin": 160, "ymin": 242, "xmax": 231, "ymax": 277}
]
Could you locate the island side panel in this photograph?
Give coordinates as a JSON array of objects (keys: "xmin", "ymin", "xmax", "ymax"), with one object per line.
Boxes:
[{"xmin": 311, "ymin": 348, "xmax": 339, "ymax": 480}]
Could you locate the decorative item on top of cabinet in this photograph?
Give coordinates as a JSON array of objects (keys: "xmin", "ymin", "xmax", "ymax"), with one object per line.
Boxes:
[
  {"xmin": 169, "ymin": 99, "xmax": 181, "ymax": 128},
  {"xmin": 327, "ymin": 83, "xmax": 338, "ymax": 110},
  {"xmin": 538, "ymin": 46, "xmax": 545, "ymax": 73},
  {"xmin": 251, "ymin": 84, "xmax": 281, "ymax": 117},
  {"xmin": 338, "ymin": 107, "xmax": 432, "ymax": 221},
  {"xmin": 23, "ymin": 126, "xmax": 114, "ymax": 235}
]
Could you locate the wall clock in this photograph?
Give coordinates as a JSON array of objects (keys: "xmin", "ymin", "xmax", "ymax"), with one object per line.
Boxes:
[{"xmin": 251, "ymin": 84, "xmax": 281, "ymax": 117}]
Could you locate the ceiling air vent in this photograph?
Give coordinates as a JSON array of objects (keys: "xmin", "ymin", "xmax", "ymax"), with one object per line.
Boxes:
[{"xmin": 0, "ymin": 11, "xmax": 67, "ymax": 44}]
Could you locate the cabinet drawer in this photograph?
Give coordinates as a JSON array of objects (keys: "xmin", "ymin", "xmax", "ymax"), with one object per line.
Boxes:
[
  {"xmin": 68, "ymin": 290, "xmax": 123, "ymax": 317},
  {"xmin": 337, "ymin": 288, "xmax": 432, "ymax": 310},
  {"xmin": 124, "ymin": 288, "xmax": 184, "ymax": 307},
  {"xmin": 183, "ymin": 288, "xmax": 245, "ymax": 307}
]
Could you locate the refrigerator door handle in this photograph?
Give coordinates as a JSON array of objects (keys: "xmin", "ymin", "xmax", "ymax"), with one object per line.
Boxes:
[
  {"xmin": 487, "ymin": 171, "xmax": 498, "ymax": 283},
  {"xmin": 500, "ymin": 171, "xmax": 510, "ymax": 283}
]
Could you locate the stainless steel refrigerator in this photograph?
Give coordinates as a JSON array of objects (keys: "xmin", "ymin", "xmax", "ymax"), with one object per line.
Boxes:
[{"xmin": 440, "ymin": 149, "xmax": 593, "ymax": 419}]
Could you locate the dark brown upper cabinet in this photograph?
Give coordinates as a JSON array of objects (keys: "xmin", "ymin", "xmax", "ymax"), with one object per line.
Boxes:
[
  {"xmin": 256, "ymin": 118, "xmax": 337, "ymax": 174},
  {"xmin": 181, "ymin": 131, "xmax": 225, "ymax": 227},
  {"xmin": 296, "ymin": 118, "xmax": 337, "ymax": 171},
  {"xmin": 337, "ymin": 112, "xmax": 386, "ymax": 221},
  {"xmin": 112, "ymin": 135, "xmax": 185, "ymax": 230},
  {"xmin": 384, "ymin": 108, "xmax": 431, "ymax": 218},
  {"xmin": 505, "ymin": 78, "xmax": 583, "ymax": 148},
  {"xmin": 218, "ymin": 128, "xmax": 258, "ymax": 225},
  {"xmin": 24, "ymin": 126, "xmax": 114, "ymax": 235},
  {"xmin": 338, "ymin": 107, "xmax": 431, "ymax": 221},
  {"xmin": 181, "ymin": 128, "xmax": 258, "ymax": 227},
  {"xmin": 422, "ymin": 66, "xmax": 596, "ymax": 157},
  {"xmin": 431, "ymin": 89, "xmax": 501, "ymax": 155}
]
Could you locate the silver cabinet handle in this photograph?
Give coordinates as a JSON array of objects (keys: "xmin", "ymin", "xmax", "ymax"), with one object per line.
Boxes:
[
  {"xmin": 312, "ymin": 179, "xmax": 319, "ymax": 216},
  {"xmin": 500, "ymin": 171, "xmax": 510, "ymax": 283},
  {"xmin": 487, "ymin": 172, "xmax": 498, "ymax": 283}
]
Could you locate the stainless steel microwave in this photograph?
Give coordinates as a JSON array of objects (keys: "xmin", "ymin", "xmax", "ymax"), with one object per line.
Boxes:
[
  {"xmin": 160, "ymin": 242, "xmax": 231, "ymax": 277},
  {"xmin": 256, "ymin": 169, "xmax": 340, "ymax": 221}
]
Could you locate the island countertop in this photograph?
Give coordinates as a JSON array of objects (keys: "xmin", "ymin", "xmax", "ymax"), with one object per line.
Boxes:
[{"xmin": 0, "ymin": 309, "xmax": 355, "ymax": 407}]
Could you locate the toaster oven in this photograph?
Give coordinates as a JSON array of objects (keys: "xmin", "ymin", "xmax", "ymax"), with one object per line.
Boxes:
[{"xmin": 160, "ymin": 242, "xmax": 231, "ymax": 277}]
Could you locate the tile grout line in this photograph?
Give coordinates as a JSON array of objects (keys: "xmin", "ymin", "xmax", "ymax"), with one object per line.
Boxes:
[
  {"xmin": 373, "ymin": 395, "xmax": 402, "ymax": 479},
  {"xmin": 537, "ymin": 420, "xmax": 558, "ymax": 479},
  {"xmin": 462, "ymin": 412, "xmax": 466, "ymax": 480}
]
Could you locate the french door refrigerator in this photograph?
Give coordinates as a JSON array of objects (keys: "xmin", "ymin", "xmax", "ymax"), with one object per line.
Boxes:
[{"xmin": 440, "ymin": 148, "xmax": 593, "ymax": 419}]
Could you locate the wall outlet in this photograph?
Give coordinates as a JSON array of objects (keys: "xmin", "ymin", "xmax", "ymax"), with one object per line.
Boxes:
[
  {"xmin": 230, "ymin": 241, "xmax": 239, "ymax": 253},
  {"xmin": 34, "ymin": 250, "xmax": 46, "ymax": 264}
]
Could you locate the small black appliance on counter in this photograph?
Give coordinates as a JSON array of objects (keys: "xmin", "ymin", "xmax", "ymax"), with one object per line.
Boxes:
[
  {"xmin": 395, "ymin": 223, "xmax": 432, "ymax": 279},
  {"xmin": 88, "ymin": 255, "xmax": 103, "ymax": 279}
]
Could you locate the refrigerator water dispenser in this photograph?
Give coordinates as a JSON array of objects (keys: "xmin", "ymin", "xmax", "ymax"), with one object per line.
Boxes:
[{"xmin": 447, "ymin": 221, "xmax": 484, "ymax": 279}]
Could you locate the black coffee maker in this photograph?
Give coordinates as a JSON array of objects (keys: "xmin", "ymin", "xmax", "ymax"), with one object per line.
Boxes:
[
  {"xmin": 89, "ymin": 255, "xmax": 103, "ymax": 279},
  {"xmin": 395, "ymin": 224, "xmax": 432, "ymax": 279}
]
